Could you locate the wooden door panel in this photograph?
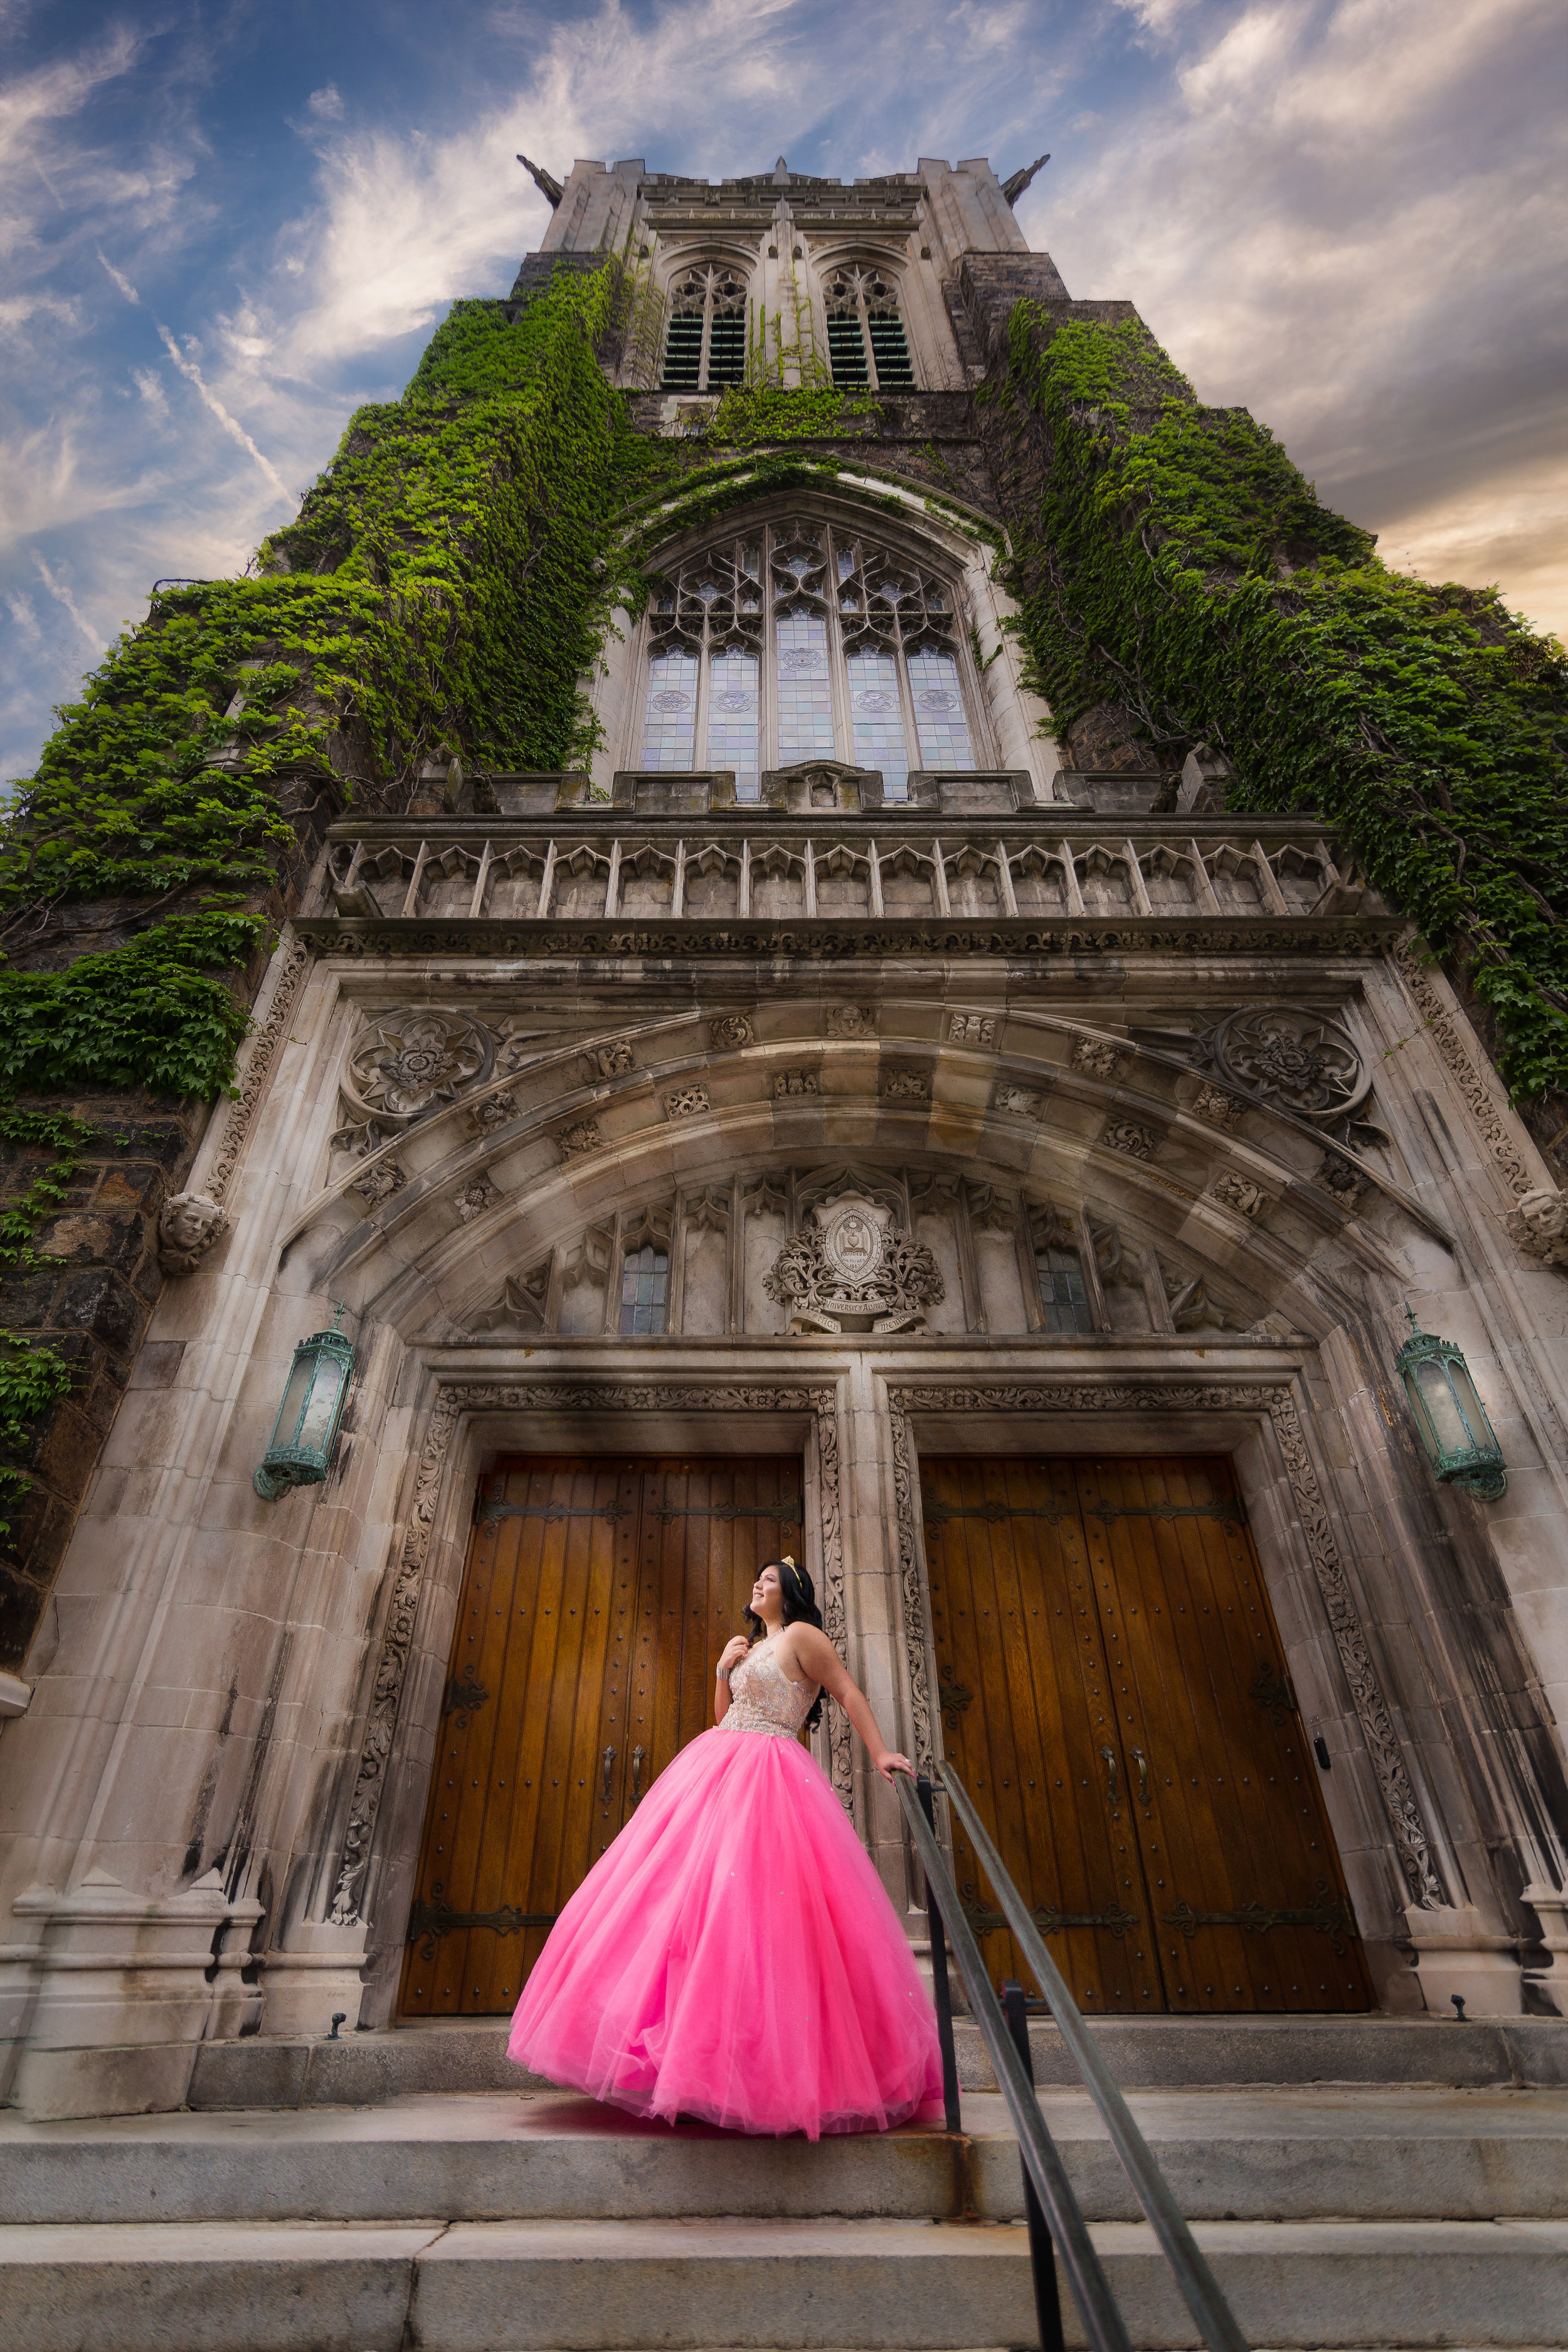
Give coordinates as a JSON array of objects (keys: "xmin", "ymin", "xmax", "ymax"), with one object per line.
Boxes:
[
  {"xmin": 401, "ymin": 1453, "xmax": 800, "ymax": 2016},
  {"xmin": 1074, "ymin": 1457, "xmax": 1372, "ymax": 2015},
  {"xmin": 921, "ymin": 1458, "xmax": 1165, "ymax": 2015}
]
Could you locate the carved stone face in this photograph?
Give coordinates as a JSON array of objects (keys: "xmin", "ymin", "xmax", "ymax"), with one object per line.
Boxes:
[
  {"xmin": 158, "ymin": 1192, "xmax": 228, "ymax": 1271},
  {"xmin": 1516, "ymin": 1188, "xmax": 1568, "ymax": 1241}
]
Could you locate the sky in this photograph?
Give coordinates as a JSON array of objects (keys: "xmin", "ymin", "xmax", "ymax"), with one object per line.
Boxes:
[{"xmin": 2, "ymin": 0, "xmax": 1563, "ymax": 786}]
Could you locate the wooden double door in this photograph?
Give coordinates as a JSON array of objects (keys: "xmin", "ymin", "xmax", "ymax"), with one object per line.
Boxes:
[
  {"xmin": 922, "ymin": 1456, "xmax": 1372, "ymax": 2015},
  {"xmin": 401, "ymin": 1454, "xmax": 802, "ymax": 2016}
]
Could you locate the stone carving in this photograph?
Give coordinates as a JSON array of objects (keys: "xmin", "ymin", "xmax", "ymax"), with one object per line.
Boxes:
[
  {"xmin": 582, "ymin": 1038, "xmax": 635, "ymax": 1081},
  {"xmin": 470, "ymin": 1091, "xmax": 517, "ymax": 1135},
  {"xmin": 350, "ymin": 1159, "xmax": 406, "ymax": 1208},
  {"xmin": 496, "ymin": 1020, "xmax": 549, "ymax": 1074},
  {"xmin": 1071, "ymin": 1034, "xmax": 1127, "ymax": 1079},
  {"xmin": 206, "ymin": 930, "xmax": 311, "ymax": 1205},
  {"xmin": 765, "ymin": 1192, "xmax": 944, "ymax": 1335},
  {"xmin": 948, "ymin": 1013, "xmax": 996, "ymax": 1046},
  {"xmin": 663, "ymin": 1086, "xmax": 710, "ymax": 1119},
  {"xmin": 1315, "ymin": 1153, "xmax": 1369, "ymax": 1207},
  {"xmin": 709, "ymin": 1014, "xmax": 755, "ymax": 1049},
  {"xmin": 1161, "ymin": 1262, "xmax": 1243, "ymax": 1331},
  {"xmin": 886, "ymin": 1380, "xmax": 1444, "ymax": 1905},
  {"xmin": 826, "ymin": 1005, "xmax": 876, "ymax": 1038},
  {"xmin": 880, "ymin": 1070, "xmax": 931, "ymax": 1103},
  {"xmin": 157, "ymin": 1191, "xmax": 229, "ymax": 1275},
  {"xmin": 773, "ymin": 1070, "xmax": 820, "ymax": 1098},
  {"xmin": 1503, "ymin": 1187, "xmax": 1568, "ymax": 1269},
  {"xmin": 992, "ymin": 1081, "xmax": 1042, "ymax": 1118},
  {"xmin": 1209, "ymin": 1173, "xmax": 1266, "ymax": 1220},
  {"xmin": 1104, "ymin": 1119, "xmax": 1158, "ymax": 1161},
  {"xmin": 470, "ymin": 1268, "xmax": 549, "ymax": 1334},
  {"xmin": 1193, "ymin": 1082, "xmax": 1246, "ymax": 1132},
  {"xmin": 1197, "ymin": 1006, "xmax": 1369, "ymax": 1128},
  {"xmin": 1392, "ymin": 936, "xmax": 1531, "ymax": 1195},
  {"xmin": 454, "ymin": 1175, "xmax": 501, "ymax": 1223},
  {"xmin": 557, "ymin": 1119, "xmax": 604, "ymax": 1159},
  {"xmin": 343, "ymin": 1009, "xmax": 492, "ymax": 1125},
  {"xmin": 329, "ymin": 1380, "xmax": 850, "ymax": 1922}
]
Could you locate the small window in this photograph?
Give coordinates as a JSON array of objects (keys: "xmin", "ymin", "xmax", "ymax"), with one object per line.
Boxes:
[
  {"xmin": 824, "ymin": 265, "xmax": 915, "ymax": 391},
  {"xmin": 620, "ymin": 1245, "xmax": 669, "ymax": 1335},
  {"xmin": 1037, "ymin": 1245, "xmax": 1093, "ymax": 1335}
]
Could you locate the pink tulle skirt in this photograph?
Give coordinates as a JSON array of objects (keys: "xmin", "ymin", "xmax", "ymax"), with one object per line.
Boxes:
[{"xmin": 507, "ymin": 1726, "xmax": 942, "ymax": 2138}]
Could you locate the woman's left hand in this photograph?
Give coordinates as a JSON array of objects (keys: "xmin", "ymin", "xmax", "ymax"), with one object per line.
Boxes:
[{"xmin": 872, "ymin": 1750, "xmax": 914, "ymax": 1782}]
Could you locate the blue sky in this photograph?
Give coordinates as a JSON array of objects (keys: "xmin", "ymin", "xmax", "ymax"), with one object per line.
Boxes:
[{"xmin": 3, "ymin": 0, "xmax": 1563, "ymax": 785}]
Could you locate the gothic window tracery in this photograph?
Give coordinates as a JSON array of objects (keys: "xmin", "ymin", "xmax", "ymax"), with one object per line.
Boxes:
[
  {"xmin": 661, "ymin": 263, "xmax": 749, "ymax": 391},
  {"xmin": 822, "ymin": 264, "xmax": 916, "ymax": 389},
  {"xmin": 638, "ymin": 520, "xmax": 977, "ymax": 799}
]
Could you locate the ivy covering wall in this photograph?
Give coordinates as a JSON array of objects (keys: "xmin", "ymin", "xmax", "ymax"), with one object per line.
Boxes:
[{"xmin": 994, "ymin": 307, "xmax": 1568, "ymax": 1101}]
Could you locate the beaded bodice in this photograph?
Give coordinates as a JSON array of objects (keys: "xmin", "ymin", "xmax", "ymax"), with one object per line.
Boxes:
[{"xmin": 719, "ymin": 1641, "xmax": 817, "ymax": 1739}]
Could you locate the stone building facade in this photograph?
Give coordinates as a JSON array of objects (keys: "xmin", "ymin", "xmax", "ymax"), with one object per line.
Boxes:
[{"xmin": 2, "ymin": 153, "xmax": 1565, "ymax": 2122}]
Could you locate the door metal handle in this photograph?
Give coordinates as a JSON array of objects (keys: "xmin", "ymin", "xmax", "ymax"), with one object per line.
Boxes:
[
  {"xmin": 1100, "ymin": 1744, "xmax": 1120, "ymax": 1811},
  {"xmin": 1131, "ymin": 1747, "xmax": 1150, "ymax": 1807},
  {"xmin": 631, "ymin": 1744, "xmax": 647, "ymax": 1801},
  {"xmin": 601, "ymin": 1746, "xmax": 616, "ymax": 1804}
]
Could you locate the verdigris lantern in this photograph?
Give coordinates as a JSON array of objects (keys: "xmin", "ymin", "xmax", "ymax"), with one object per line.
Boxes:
[
  {"xmin": 1394, "ymin": 1305, "xmax": 1506, "ymax": 1501},
  {"xmin": 253, "ymin": 1305, "xmax": 356, "ymax": 1501}
]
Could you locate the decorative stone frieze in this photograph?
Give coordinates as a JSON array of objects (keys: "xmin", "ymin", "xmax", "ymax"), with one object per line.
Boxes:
[
  {"xmin": 1193, "ymin": 1081, "xmax": 1246, "ymax": 1131},
  {"xmin": 469, "ymin": 1091, "xmax": 517, "ymax": 1135},
  {"xmin": 825, "ymin": 1005, "xmax": 876, "ymax": 1038},
  {"xmin": 764, "ymin": 1192, "xmax": 944, "ymax": 1335},
  {"xmin": 156, "ymin": 1192, "xmax": 228, "ymax": 1276},
  {"xmin": 773, "ymin": 1070, "xmax": 819, "ymax": 1098},
  {"xmin": 948, "ymin": 1013, "xmax": 996, "ymax": 1046},
  {"xmin": 1392, "ymin": 935, "xmax": 1533, "ymax": 1196},
  {"xmin": 206, "ymin": 930, "xmax": 311, "ymax": 1207},
  {"xmin": 349, "ymin": 1160, "xmax": 406, "ymax": 1207},
  {"xmin": 663, "ymin": 1085, "xmax": 710, "ymax": 1119},
  {"xmin": 879, "ymin": 1069, "xmax": 930, "ymax": 1103},
  {"xmin": 556, "ymin": 1119, "xmax": 604, "ymax": 1159},
  {"xmin": 992, "ymin": 1081, "xmax": 1042, "ymax": 1118},
  {"xmin": 1209, "ymin": 1173, "xmax": 1267, "ymax": 1219},
  {"xmin": 581, "ymin": 1039, "xmax": 635, "ymax": 1081},
  {"xmin": 454, "ymin": 1176, "xmax": 501, "ymax": 1223},
  {"xmin": 1071, "ymin": 1034, "xmax": 1127, "ymax": 1079},
  {"xmin": 1104, "ymin": 1118, "xmax": 1158, "ymax": 1161},
  {"xmin": 709, "ymin": 1014, "xmax": 755, "ymax": 1049}
]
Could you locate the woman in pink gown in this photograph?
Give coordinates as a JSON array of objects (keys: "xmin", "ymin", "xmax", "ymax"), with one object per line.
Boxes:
[{"xmin": 507, "ymin": 1556, "xmax": 941, "ymax": 2138}]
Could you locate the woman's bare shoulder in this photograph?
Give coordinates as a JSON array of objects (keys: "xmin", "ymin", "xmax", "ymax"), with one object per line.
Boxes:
[{"xmin": 785, "ymin": 1621, "xmax": 842, "ymax": 1678}]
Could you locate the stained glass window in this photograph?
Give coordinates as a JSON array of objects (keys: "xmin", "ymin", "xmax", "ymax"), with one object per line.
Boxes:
[
  {"xmin": 1037, "ymin": 1246, "xmax": 1093, "ymax": 1335},
  {"xmin": 638, "ymin": 521, "xmax": 980, "ymax": 798},
  {"xmin": 620, "ymin": 1246, "xmax": 669, "ymax": 1335}
]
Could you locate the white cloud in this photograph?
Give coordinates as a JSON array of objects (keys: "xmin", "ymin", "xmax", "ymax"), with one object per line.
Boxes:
[
  {"xmin": 5, "ymin": 591, "xmax": 41, "ymax": 644},
  {"xmin": 132, "ymin": 366, "xmax": 170, "ymax": 420},
  {"xmin": 154, "ymin": 322, "xmax": 291, "ymax": 502},
  {"xmin": 97, "ymin": 248, "xmax": 140, "ymax": 304},
  {"xmin": 307, "ymin": 84, "xmax": 346, "ymax": 122},
  {"xmin": 33, "ymin": 553, "xmax": 103, "ymax": 654}
]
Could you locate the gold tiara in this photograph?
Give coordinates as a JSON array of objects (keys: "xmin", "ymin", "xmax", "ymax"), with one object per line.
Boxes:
[{"xmin": 781, "ymin": 1554, "xmax": 796, "ymax": 1571}]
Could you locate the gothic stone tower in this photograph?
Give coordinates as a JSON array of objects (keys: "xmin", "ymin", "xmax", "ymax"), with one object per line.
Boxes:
[{"xmin": 2, "ymin": 152, "xmax": 1565, "ymax": 2121}]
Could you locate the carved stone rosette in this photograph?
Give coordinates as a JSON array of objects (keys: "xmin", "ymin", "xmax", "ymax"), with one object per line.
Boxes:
[
  {"xmin": 329, "ymin": 1382, "xmax": 850, "ymax": 1926},
  {"xmin": 886, "ymin": 1380, "xmax": 1443, "ymax": 1910}
]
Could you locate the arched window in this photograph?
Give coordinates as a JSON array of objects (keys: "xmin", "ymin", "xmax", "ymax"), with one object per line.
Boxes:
[
  {"xmin": 619, "ymin": 1244, "xmax": 669, "ymax": 1334},
  {"xmin": 1036, "ymin": 1242, "xmax": 1093, "ymax": 1334},
  {"xmin": 637, "ymin": 519, "xmax": 978, "ymax": 800},
  {"xmin": 823, "ymin": 265, "xmax": 915, "ymax": 390},
  {"xmin": 661, "ymin": 263, "xmax": 749, "ymax": 391}
]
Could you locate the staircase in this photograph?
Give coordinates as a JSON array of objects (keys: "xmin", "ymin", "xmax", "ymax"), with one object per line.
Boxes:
[{"xmin": 1, "ymin": 2018, "xmax": 1564, "ymax": 2351}]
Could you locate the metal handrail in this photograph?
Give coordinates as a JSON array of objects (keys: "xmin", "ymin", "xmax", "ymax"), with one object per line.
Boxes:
[
  {"xmin": 933, "ymin": 1762, "xmax": 1251, "ymax": 2352},
  {"xmin": 896, "ymin": 1774, "xmax": 1132, "ymax": 2352}
]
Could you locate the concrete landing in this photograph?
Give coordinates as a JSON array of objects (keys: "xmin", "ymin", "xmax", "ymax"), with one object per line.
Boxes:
[
  {"xmin": 3, "ymin": 2087, "xmax": 1566, "ymax": 2225},
  {"xmin": 185, "ymin": 2014, "xmax": 1568, "ymax": 2110}
]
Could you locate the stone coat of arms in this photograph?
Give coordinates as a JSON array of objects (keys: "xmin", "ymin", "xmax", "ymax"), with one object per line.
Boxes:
[{"xmin": 764, "ymin": 1192, "xmax": 944, "ymax": 1335}]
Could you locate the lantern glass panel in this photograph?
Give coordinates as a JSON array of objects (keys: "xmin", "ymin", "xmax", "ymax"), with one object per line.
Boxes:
[
  {"xmin": 273, "ymin": 1357, "xmax": 315, "ymax": 1451},
  {"xmin": 1412, "ymin": 1357, "xmax": 1471, "ymax": 1455},
  {"xmin": 1446, "ymin": 1358, "xmax": 1498, "ymax": 1451},
  {"xmin": 297, "ymin": 1353, "xmax": 348, "ymax": 1453}
]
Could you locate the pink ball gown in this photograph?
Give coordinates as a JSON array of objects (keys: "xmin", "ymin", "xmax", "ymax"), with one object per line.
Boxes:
[{"xmin": 507, "ymin": 1638, "xmax": 942, "ymax": 2137}]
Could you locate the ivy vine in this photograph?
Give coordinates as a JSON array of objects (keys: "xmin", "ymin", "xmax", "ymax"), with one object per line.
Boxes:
[
  {"xmin": 0, "ymin": 1106, "xmax": 90, "ymax": 1544},
  {"xmin": 997, "ymin": 307, "xmax": 1568, "ymax": 1099}
]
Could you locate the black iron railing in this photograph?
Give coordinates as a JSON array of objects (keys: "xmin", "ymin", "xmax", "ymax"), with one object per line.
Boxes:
[{"xmin": 899, "ymin": 1769, "xmax": 1250, "ymax": 2352}]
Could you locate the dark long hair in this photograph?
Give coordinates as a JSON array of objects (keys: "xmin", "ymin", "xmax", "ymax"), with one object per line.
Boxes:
[{"xmin": 743, "ymin": 1556, "xmax": 826, "ymax": 1731}]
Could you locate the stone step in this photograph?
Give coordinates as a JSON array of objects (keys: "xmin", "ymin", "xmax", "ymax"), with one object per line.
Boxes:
[
  {"xmin": 4, "ymin": 2088, "xmax": 1565, "ymax": 2226},
  {"xmin": 2, "ymin": 2213, "xmax": 1566, "ymax": 2351},
  {"xmin": 185, "ymin": 2015, "xmax": 1568, "ymax": 2111}
]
